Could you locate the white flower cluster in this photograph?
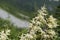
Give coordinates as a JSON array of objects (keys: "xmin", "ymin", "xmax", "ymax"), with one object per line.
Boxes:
[
  {"xmin": 47, "ymin": 15, "xmax": 58, "ymax": 28},
  {"xmin": 0, "ymin": 29, "xmax": 11, "ymax": 40},
  {"xmin": 20, "ymin": 33, "xmax": 36, "ymax": 40},
  {"xmin": 20, "ymin": 5, "xmax": 58, "ymax": 40}
]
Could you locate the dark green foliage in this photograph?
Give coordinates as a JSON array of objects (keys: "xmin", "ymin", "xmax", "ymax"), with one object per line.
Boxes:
[
  {"xmin": 54, "ymin": 6, "xmax": 60, "ymax": 20},
  {"xmin": 0, "ymin": 0, "xmax": 59, "ymax": 21},
  {"xmin": 54, "ymin": 5, "xmax": 60, "ymax": 40},
  {"xmin": 0, "ymin": 0, "xmax": 37, "ymax": 20}
]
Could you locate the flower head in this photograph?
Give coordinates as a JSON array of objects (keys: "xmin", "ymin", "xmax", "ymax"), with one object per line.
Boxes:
[{"xmin": 0, "ymin": 29, "xmax": 11, "ymax": 40}]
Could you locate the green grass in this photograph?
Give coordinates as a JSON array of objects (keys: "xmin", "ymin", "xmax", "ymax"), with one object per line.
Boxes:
[{"xmin": 0, "ymin": 18, "xmax": 28, "ymax": 40}]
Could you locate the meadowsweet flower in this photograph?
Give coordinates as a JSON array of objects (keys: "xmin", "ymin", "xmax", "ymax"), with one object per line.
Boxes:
[
  {"xmin": 35, "ymin": 16, "xmax": 39, "ymax": 20},
  {"xmin": 38, "ymin": 6, "xmax": 47, "ymax": 16},
  {"xmin": 43, "ymin": 34, "xmax": 49, "ymax": 38},
  {"xmin": 47, "ymin": 15, "xmax": 58, "ymax": 28},
  {"xmin": 47, "ymin": 30, "xmax": 56, "ymax": 36},
  {"xmin": 20, "ymin": 5, "xmax": 58, "ymax": 40},
  {"xmin": 5, "ymin": 29, "xmax": 10, "ymax": 35},
  {"xmin": 31, "ymin": 19, "xmax": 36, "ymax": 24},
  {"xmin": 0, "ymin": 29, "xmax": 11, "ymax": 40},
  {"xmin": 20, "ymin": 33, "xmax": 36, "ymax": 40}
]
